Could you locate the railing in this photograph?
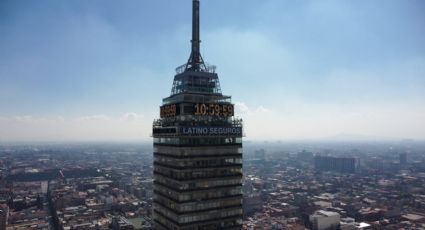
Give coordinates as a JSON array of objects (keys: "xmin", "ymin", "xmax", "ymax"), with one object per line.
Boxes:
[
  {"xmin": 232, "ymin": 118, "xmax": 243, "ymax": 127},
  {"xmin": 153, "ymin": 117, "xmax": 243, "ymax": 129},
  {"xmin": 163, "ymin": 95, "xmax": 231, "ymax": 105},
  {"xmin": 175, "ymin": 64, "xmax": 187, "ymax": 75},
  {"xmin": 152, "ymin": 119, "xmax": 163, "ymax": 128},
  {"xmin": 175, "ymin": 63, "xmax": 217, "ymax": 74},
  {"xmin": 205, "ymin": 64, "xmax": 217, "ymax": 73}
]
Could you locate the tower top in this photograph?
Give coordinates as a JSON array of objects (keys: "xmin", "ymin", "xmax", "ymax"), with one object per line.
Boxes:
[
  {"xmin": 185, "ymin": 0, "xmax": 206, "ymax": 72},
  {"xmin": 170, "ymin": 0, "xmax": 222, "ymax": 97}
]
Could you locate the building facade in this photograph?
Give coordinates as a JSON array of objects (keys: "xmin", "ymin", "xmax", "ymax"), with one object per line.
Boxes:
[
  {"xmin": 310, "ymin": 210, "xmax": 340, "ymax": 230},
  {"xmin": 314, "ymin": 156, "xmax": 360, "ymax": 174},
  {"xmin": 152, "ymin": 1, "xmax": 243, "ymax": 229}
]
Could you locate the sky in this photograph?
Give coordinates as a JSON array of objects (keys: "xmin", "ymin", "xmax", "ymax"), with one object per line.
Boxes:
[{"xmin": 0, "ymin": 0, "xmax": 424, "ymax": 142}]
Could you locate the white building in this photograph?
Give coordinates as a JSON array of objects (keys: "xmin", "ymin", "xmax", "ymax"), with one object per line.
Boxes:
[{"xmin": 310, "ymin": 210, "xmax": 340, "ymax": 230}]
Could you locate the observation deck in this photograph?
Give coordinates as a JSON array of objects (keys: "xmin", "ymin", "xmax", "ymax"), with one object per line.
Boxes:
[{"xmin": 175, "ymin": 63, "xmax": 216, "ymax": 75}]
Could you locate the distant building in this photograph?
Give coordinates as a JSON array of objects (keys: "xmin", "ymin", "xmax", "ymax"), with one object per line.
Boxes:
[
  {"xmin": 340, "ymin": 217, "xmax": 372, "ymax": 230},
  {"xmin": 243, "ymin": 194, "xmax": 262, "ymax": 216},
  {"xmin": 298, "ymin": 150, "xmax": 314, "ymax": 162},
  {"xmin": 112, "ymin": 216, "xmax": 135, "ymax": 230},
  {"xmin": 399, "ymin": 153, "xmax": 407, "ymax": 165},
  {"xmin": 310, "ymin": 210, "xmax": 340, "ymax": 230},
  {"xmin": 314, "ymin": 156, "xmax": 360, "ymax": 174},
  {"xmin": 0, "ymin": 204, "xmax": 8, "ymax": 230},
  {"xmin": 401, "ymin": 213, "xmax": 425, "ymax": 224},
  {"xmin": 254, "ymin": 149, "xmax": 266, "ymax": 161}
]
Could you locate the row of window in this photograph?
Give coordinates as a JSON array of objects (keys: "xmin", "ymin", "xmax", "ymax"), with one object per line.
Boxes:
[
  {"xmin": 154, "ymin": 184, "xmax": 242, "ymax": 202},
  {"xmin": 155, "ymin": 166, "xmax": 242, "ymax": 180},
  {"xmin": 154, "ymin": 195, "xmax": 242, "ymax": 213},
  {"xmin": 171, "ymin": 77, "xmax": 222, "ymax": 95},
  {"xmin": 153, "ymin": 146, "xmax": 243, "ymax": 155},
  {"xmin": 154, "ymin": 215, "xmax": 242, "ymax": 230},
  {"xmin": 155, "ymin": 204, "xmax": 242, "ymax": 224},
  {"xmin": 155, "ymin": 175, "xmax": 242, "ymax": 190},
  {"xmin": 179, "ymin": 208, "xmax": 242, "ymax": 224},
  {"xmin": 154, "ymin": 156, "xmax": 242, "ymax": 168},
  {"xmin": 154, "ymin": 137, "xmax": 242, "ymax": 146},
  {"xmin": 195, "ymin": 219, "xmax": 243, "ymax": 230}
]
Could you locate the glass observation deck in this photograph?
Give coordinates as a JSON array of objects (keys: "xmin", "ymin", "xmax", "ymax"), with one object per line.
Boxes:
[
  {"xmin": 170, "ymin": 63, "xmax": 222, "ymax": 96},
  {"xmin": 175, "ymin": 63, "xmax": 216, "ymax": 75}
]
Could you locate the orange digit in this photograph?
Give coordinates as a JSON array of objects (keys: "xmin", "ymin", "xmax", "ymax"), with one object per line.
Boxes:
[
  {"xmin": 200, "ymin": 104, "xmax": 207, "ymax": 115},
  {"xmin": 215, "ymin": 104, "xmax": 220, "ymax": 116},
  {"xmin": 228, "ymin": 105, "xmax": 233, "ymax": 116},
  {"xmin": 222, "ymin": 105, "xmax": 227, "ymax": 117}
]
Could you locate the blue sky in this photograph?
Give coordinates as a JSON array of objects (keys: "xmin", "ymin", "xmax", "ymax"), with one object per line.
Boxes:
[{"xmin": 0, "ymin": 0, "xmax": 424, "ymax": 141}]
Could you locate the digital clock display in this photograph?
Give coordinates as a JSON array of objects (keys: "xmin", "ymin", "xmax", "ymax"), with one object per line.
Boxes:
[
  {"xmin": 160, "ymin": 103, "xmax": 234, "ymax": 118},
  {"xmin": 160, "ymin": 104, "xmax": 179, "ymax": 118},
  {"xmin": 194, "ymin": 103, "xmax": 234, "ymax": 117}
]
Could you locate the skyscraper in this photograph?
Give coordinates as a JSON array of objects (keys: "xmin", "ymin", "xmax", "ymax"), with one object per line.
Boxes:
[
  {"xmin": 152, "ymin": 1, "xmax": 243, "ymax": 229},
  {"xmin": 399, "ymin": 153, "xmax": 407, "ymax": 165}
]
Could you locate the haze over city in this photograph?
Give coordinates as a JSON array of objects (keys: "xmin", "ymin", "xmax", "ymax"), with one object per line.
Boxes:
[
  {"xmin": 2, "ymin": 1, "xmax": 425, "ymax": 230},
  {"xmin": 1, "ymin": 0, "xmax": 425, "ymax": 141}
]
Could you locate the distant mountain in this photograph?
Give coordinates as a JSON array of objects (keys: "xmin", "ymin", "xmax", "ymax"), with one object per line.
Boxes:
[{"xmin": 325, "ymin": 133, "xmax": 398, "ymax": 142}]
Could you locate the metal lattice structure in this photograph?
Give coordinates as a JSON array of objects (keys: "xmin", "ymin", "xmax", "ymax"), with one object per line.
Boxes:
[{"xmin": 169, "ymin": 0, "xmax": 222, "ymax": 97}]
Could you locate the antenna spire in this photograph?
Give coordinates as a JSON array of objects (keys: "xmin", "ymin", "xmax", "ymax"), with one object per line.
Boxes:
[{"xmin": 186, "ymin": 0, "xmax": 205, "ymax": 71}]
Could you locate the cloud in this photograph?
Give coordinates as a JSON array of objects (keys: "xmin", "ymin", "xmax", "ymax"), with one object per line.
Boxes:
[
  {"xmin": 235, "ymin": 102, "xmax": 250, "ymax": 114},
  {"xmin": 255, "ymin": 106, "xmax": 271, "ymax": 113},
  {"xmin": 235, "ymin": 102, "xmax": 272, "ymax": 116},
  {"xmin": 75, "ymin": 114, "xmax": 111, "ymax": 122},
  {"xmin": 1, "ymin": 104, "xmax": 424, "ymax": 142},
  {"xmin": 0, "ymin": 113, "xmax": 150, "ymax": 142},
  {"xmin": 1, "ymin": 2, "xmax": 424, "ymax": 141},
  {"xmin": 120, "ymin": 113, "xmax": 144, "ymax": 122},
  {"xmin": 201, "ymin": 25, "xmax": 425, "ymax": 105},
  {"xmin": 205, "ymin": 28, "xmax": 291, "ymax": 85},
  {"xmin": 14, "ymin": 116, "xmax": 34, "ymax": 122},
  {"xmin": 315, "ymin": 58, "xmax": 425, "ymax": 102},
  {"xmin": 239, "ymin": 100, "xmax": 425, "ymax": 141}
]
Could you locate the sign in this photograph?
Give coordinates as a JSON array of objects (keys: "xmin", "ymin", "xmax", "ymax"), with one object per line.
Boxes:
[
  {"xmin": 160, "ymin": 103, "xmax": 234, "ymax": 118},
  {"xmin": 160, "ymin": 104, "xmax": 180, "ymax": 118},
  {"xmin": 180, "ymin": 126, "xmax": 242, "ymax": 136},
  {"xmin": 194, "ymin": 103, "xmax": 234, "ymax": 117}
]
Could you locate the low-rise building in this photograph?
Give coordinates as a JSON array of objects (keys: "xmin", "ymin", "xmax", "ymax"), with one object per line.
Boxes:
[{"xmin": 310, "ymin": 210, "xmax": 340, "ymax": 230}]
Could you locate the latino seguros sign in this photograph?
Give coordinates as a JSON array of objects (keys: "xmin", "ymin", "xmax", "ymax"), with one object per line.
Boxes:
[{"xmin": 180, "ymin": 126, "xmax": 242, "ymax": 136}]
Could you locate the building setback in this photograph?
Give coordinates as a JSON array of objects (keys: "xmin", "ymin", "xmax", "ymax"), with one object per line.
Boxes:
[{"xmin": 152, "ymin": 0, "xmax": 243, "ymax": 229}]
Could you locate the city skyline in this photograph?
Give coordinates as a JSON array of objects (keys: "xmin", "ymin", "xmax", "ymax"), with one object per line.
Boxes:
[{"xmin": 1, "ymin": 0, "xmax": 425, "ymax": 141}]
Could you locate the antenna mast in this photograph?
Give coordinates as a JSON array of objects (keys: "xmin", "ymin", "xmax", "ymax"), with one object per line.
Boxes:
[{"xmin": 186, "ymin": 0, "xmax": 205, "ymax": 71}]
